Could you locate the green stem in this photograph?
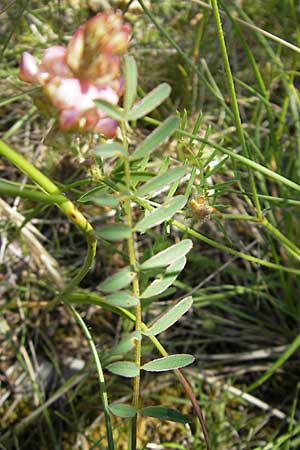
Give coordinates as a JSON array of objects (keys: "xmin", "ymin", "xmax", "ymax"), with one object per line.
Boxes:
[
  {"xmin": 210, "ymin": 0, "xmax": 261, "ymax": 217},
  {"xmin": 67, "ymin": 304, "xmax": 115, "ymax": 450},
  {"xmin": 222, "ymin": 214, "xmax": 300, "ymax": 261},
  {"xmin": 0, "ymin": 140, "xmax": 97, "ymax": 292},
  {"xmin": 262, "ymin": 218, "xmax": 300, "ymax": 260},
  {"xmin": 120, "ymin": 122, "xmax": 141, "ymax": 450},
  {"xmin": 0, "ymin": 179, "xmax": 65, "ymax": 203}
]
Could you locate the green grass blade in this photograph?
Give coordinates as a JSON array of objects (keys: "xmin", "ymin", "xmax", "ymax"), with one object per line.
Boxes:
[{"xmin": 247, "ymin": 334, "xmax": 300, "ymax": 392}]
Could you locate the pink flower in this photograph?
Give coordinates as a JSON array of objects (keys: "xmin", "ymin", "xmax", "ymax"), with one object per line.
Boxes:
[{"xmin": 19, "ymin": 12, "xmax": 131, "ymax": 137}]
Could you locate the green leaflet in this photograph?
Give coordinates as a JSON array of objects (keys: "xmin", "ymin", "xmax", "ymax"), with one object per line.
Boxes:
[
  {"xmin": 127, "ymin": 83, "xmax": 171, "ymax": 120},
  {"xmin": 105, "ymin": 291, "xmax": 139, "ymax": 308},
  {"xmin": 142, "ymin": 354, "xmax": 195, "ymax": 372},
  {"xmin": 136, "ymin": 167, "xmax": 186, "ymax": 197},
  {"xmin": 135, "ymin": 195, "xmax": 188, "ymax": 232},
  {"xmin": 140, "ymin": 406, "xmax": 189, "ymax": 423},
  {"xmin": 140, "ymin": 239, "xmax": 192, "ymax": 270},
  {"xmin": 109, "ymin": 404, "xmax": 136, "ymax": 418},
  {"xmin": 95, "ymin": 224, "xmax": 131, "ymax": 241},
  {"xmin": 141, "ymin": 257, "xmax": 187, "ymax": 299},
  {"xmin": 144, "ymin": 296, "xmax": 193, "ymax": 336},
  {"xmin": 95, "ymin": 142, "xmax": 127, "ymax": 158},
  {"xmin": 98, "ymin": 266, "xmax": 136, "ymax": 293},
  {"xmin": 130, "ymin": 116, "xmax": 180, "ymax": 161},
  {"xmin": 106, "ymin": 361, "xmax": 139, "ymax": 378},
  {"xmin": 123, "ymin": 55, "xmax": 137, "ymax": 112}
]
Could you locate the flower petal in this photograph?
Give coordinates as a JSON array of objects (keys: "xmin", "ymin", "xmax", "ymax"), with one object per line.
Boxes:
[
  {"xmin": 39, "ymin": 45, "xmax": 72, "ymax": 79},
  {"xmin": 19, "ymin": 52, "xmax": 39, "ymax": 84},
  {"xmin": 59, "ymin": 109, "xmax": 80, "ymax": 130},
  {"xmin": 95, "ymin": 86, "xmax": 119, "ymax": 105},
  {"xmin": 66, "ymin": 26, "xmax": 85, "ymax": 75},
  {"xmin": 45, "ymin": 77, "xmax": 83, "ymax": 110},
  {"xmin": 94, "ymin": 117, "xmax": 118, "ymax": 137}
]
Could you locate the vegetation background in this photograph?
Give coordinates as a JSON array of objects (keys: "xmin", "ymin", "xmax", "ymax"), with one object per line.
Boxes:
[{"xmin": 1, "ymin": 0, "xmax": 300, "ymax": 449}]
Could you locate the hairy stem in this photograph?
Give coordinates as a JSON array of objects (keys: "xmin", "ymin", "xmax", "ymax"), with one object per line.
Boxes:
[{"xmin": 120, "ymin": 122, "xmax": 141, "ymax": 450}]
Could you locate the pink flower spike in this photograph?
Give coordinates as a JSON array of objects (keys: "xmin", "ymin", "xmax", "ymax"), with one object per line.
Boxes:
[
  {"xmin": 94, "ymin": 117, "xmax": 118, "ymax": 138},
  {"xmin": 19, "ymin": 52, "xmax": 39, "ymax": 84},
  {"xmin": 19, "ymin": 11, "xmax": 131, "ymax": 138}
]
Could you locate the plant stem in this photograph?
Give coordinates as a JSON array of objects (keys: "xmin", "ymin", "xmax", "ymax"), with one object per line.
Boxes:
[
  {"xmin": 120, "ymin": 121, "xmax": 141, "ymax": 450},
  {"xmin": 210, "ymin": 0, "xmax": 262, "ymax": 218},
  {"xmin": 68, "ymin": 304, "xmax": 115, "ymax": 450}
]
